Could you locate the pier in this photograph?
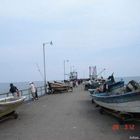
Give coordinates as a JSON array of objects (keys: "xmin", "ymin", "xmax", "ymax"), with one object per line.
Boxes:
[{"xmin": 0, "ymin": 85, "xmax": 139, "ymax": 140}]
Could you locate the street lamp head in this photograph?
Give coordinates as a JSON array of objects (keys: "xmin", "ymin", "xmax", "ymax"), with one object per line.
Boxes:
[
  {"xmin": 50, "ymin": 41, "xmax": 53, "ymax": 45},
  {"xmin": 43, "ymin": 41, "xmax": 53, "ymax": 46}
]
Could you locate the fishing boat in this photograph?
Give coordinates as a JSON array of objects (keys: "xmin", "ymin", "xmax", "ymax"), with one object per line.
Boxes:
[
  {"xmin": 107, "ymin": 81, "xmax": 124, "ymax": 93},
  {"xmin": 85, "ymin": 80, "xmax": 101, "ymax": 91},
  {"xmin": 91, "ymin": 80, "xmax": 140, "ymax": 113},
  {"xmin": 48, "ymin": 82, "xmax": 70, "ymax": 93},
  {"xmin": 0, "ymin": 96, "xmax": 26, "ymax": 118},
  {"xmin": 89, "ymin": 81, "xmax": 124, "ymax": 95},
  {"xmin": 104, "ymin": 74, "xmax": 124, "ymax": 93}
]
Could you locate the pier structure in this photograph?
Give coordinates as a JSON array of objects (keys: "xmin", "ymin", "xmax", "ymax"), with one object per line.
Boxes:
[{"xmin": 0, "ymin": 85, "xmax": 139, "ymax": 140}]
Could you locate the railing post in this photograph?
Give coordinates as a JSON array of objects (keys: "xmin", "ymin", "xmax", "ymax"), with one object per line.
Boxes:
[
  {"xmin": 41, "ymin": 87, "xmax": 42, "ymax": 96},
  {"xmin": 28, "ymin": 89, "xmax": 31, "ymax": 100},
  {"xmin": 20, "ymin": 90, "xmax": 23, "ymax": 96}
]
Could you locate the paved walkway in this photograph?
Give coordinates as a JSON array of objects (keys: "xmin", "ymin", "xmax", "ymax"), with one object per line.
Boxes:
[{"xmin": 0, "ymin": 85, "xmax": 139, "ymax": 140}]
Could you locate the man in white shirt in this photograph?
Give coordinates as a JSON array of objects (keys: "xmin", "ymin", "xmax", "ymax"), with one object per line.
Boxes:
[{"xmin": 29, "ymin": 82, "xmax": 38, "ymax": 100}]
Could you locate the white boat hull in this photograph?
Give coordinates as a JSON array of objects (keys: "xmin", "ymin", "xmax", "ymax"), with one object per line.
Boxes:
[
  {"xmin": 0, "ymin": 96, "xmax": 26, "ymax": 118},
  {"xmin": 94, "ymin": 100, "xmax": 140, "ymax": 113}
]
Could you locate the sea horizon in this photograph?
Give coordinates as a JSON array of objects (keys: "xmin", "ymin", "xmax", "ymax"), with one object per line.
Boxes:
[{"xmin": 0, "ymin": 76, "xmax": 140, "ymax": 94}]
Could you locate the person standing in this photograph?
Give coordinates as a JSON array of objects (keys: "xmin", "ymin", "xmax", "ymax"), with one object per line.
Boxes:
[
  {"xmin": 76, "ymin": 80, "xmax": 79, "ymax": 87},
  {"xmin": 29, "ymin": 82, "xmax": 38, "ymax": 100},
  {"xmin": 35, "ymin": 87, "xmax": 38, "ymax": 99},
  {"xmin": 69, "ymin": 81, "xmax": 73, "ymax": 92},
  {"xmin": 9, "ymin": 83, "xmax": 20, "ymax": 98}
]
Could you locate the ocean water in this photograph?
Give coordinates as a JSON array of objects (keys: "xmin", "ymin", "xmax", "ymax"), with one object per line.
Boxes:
[{"xmin": 0, "ymin": 81, "xmax": 44, "ymax": 94}]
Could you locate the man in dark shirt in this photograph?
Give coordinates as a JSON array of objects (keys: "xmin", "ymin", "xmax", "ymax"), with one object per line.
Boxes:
[{"xmin": 9, "ymin": 83, "xmax": 19, "ymax": 97}]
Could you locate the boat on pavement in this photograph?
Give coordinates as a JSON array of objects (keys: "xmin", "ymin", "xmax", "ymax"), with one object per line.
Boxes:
[
  {"xmin": 0, "ymin": 96, "xmax": 26, "ymax": 118},
  {"xmin": 48, "ymin": 81, "xmax": 71, "ymax": 93},
  {"xmin": 91, "ymin": 80, "xmax": 140, "ymax": 113}
]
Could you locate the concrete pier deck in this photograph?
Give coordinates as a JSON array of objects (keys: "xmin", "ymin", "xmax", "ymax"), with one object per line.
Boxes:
[{"xmin": 0, "ymin": 85, "xmax": 139, "ymax": 140}]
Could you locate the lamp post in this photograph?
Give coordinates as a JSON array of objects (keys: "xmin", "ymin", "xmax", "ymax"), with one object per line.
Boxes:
[
  {"xmin": 43, "ymin": 41, "xmax": 53, "ymax": 94},
  {"xmin": 64, "ymin": 60, "xmax": 69, "ymax": 81}
]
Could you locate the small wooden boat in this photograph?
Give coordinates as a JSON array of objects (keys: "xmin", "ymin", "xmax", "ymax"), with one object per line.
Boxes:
[
  {"xmin": 54, "ymin": 81, "xmax": 65, "ymax": 86},
  {"xmin": 0, "ymin": 96, "xmax": 26, "ymax": 118},
  {"xmin": 48, "ymin": 82, "xmax": 70, "ymax": 93}
]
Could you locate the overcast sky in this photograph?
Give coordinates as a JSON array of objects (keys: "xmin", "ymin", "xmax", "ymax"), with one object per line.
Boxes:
[{"xmin": 0, "ymin": 0, "xmax": 140, "ymax": 82}]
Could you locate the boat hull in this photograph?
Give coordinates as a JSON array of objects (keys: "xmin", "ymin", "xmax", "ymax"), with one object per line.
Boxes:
[
  {"xmin": 92, "ymin": 91, "xmax": 140, "ymax": 113},
  {"xmin": 49, "ymin": 82, "xmax": 70, "ymax": 92},
  {"xmin": 94, "ymin": 100, "xmax": 140, "ymax": 113},
  {"xmin": 0, "ymin": 96, "xmax": 26, "ymax": 118}
]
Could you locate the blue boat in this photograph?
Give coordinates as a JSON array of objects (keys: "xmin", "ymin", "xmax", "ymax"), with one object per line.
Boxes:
[
  {"xmin": 89, "ymin": 81, "xmax": 124, "ymax": 95},
  {"xmin": 107, "ymin": 81, "xmax": 124, "ymax": 92},
  {"xmin": 92, "ymin": 80, "xmax": 140, "ymax": 113}
]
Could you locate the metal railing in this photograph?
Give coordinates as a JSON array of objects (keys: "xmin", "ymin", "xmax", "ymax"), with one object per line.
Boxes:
[{"xmin": 0, "ymin": 86, "xmax": 46, "ymax": 101}]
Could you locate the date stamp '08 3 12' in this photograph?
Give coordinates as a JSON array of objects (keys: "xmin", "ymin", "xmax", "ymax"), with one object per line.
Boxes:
[{"xmin": 112, "ymin": 124, "xmax": 140, "ymax": 131}]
